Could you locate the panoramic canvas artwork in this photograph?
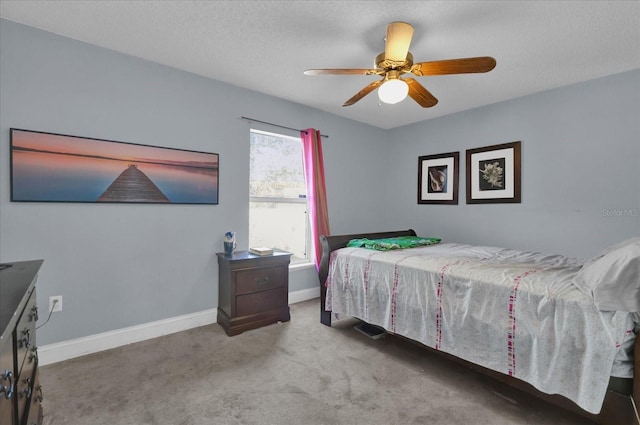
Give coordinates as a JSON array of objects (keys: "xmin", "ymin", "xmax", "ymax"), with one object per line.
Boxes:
[{"xmin": 10, "ymin": 129, "xmax": 219, "ymax": 204}]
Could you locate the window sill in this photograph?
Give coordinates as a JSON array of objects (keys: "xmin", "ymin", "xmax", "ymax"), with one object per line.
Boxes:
[{"xmin": 289, "ymin": 261, "xmax": 316, "ymax": 272}]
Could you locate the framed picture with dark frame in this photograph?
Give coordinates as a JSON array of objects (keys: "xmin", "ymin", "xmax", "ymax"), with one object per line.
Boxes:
[
  {"xmin": 466, "ymin": 141, "xmax": 521, "ymax": 204},
  {"xmin": 418, "ymin": 151, "xmax": 459, "ymax": 204},
  {"xmin": 10, "ymin": 128, "xmax": 219, "ymax": 204}
]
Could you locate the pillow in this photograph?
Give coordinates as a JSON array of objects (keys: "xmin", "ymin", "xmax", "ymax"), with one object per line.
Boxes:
[
  {"xmin": 583, "ymin": 236, "xmax": 640, "ymax": 268},
  {"xmin": 346, "ymin": 236, "xmax": 441, "ymax": 251},
  {"xmin": 573, "ymin": 239, "xmax": 640, "ymax": 312}
]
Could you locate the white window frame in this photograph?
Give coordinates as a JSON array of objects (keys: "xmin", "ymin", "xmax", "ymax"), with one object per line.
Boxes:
[{"xmin": 249, "ymin": 129, "xmax": 312, "ymax": 265}]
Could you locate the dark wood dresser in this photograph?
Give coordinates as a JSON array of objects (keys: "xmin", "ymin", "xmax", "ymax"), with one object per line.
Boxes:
[
  {"xmin": 216, "ymin": 251, "xmax": 291, "ymax": 336},
  {"xmin": 0, "ymin": 260, "xmax": 44, "ymax": 425}
]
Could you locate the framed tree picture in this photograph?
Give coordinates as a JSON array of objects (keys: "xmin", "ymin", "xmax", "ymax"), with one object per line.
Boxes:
[
  {"xmin": 466, "ymin": 141, "xmax": 521, "ymax": 204},
  {"xmin": 418, "ymin": 151, "xmax": 459, "ymax": 204}
]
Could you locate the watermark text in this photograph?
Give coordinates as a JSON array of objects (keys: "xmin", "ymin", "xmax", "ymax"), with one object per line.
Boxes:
[{"xmin": 602, "ymin": 208, "xmax": 639, "ymax": 217}]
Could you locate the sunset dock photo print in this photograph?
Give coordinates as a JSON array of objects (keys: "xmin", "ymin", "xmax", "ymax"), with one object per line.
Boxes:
[{"xmin": 10, "ymin": 129, "xmax": 219, "ymax": 204}]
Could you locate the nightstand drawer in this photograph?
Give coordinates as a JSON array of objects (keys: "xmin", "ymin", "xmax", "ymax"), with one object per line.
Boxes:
[
  {"xmin": 236, "ymin": 287, "xmax": 287, "ymax": 316},
  {"xmin": 236, "ymin": 266, "xmax": 286, "ymax": 294}
]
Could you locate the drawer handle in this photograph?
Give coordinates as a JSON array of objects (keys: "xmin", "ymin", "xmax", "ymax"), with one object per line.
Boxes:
[
  {"xmin": 20, "ymin": 377, "xmax": 32, "ymax": 399},
  {"xmin": 30, "ymin": 305, "xmax": 39, "ymax": 322},
  {"xmin": 255, "ymin": 276, "xmax": 270, "ymax": 285},
  {"xmin": 21, "ymin": 328, "xmax": 31, "ymax": 349},
  {"xmin": 35, "ymin": 385, "xmax": 43, "ymax": 403},
  {"xmin": 29, "ymin": 347, "xmax": 39, "ymax": 364},
  {"xmin": 0, "ymin": 369, "xmax": 13, "ymax": 399}
]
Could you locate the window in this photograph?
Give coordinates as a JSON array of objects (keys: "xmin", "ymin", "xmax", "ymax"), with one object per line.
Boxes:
[{"xmin": 249, "ymin": 129, "xmax": 310, "ymax": 264}]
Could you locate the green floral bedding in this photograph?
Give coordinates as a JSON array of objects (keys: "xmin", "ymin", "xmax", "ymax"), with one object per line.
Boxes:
[{"xmin": 346, "ymin": 236, "xmax": 441, "ymax": 251}]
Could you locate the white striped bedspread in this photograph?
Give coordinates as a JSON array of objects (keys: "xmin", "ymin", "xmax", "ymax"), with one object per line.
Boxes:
[{"xmin": 326, "ymin": 243, "xmax": 638, "ymax": 414}]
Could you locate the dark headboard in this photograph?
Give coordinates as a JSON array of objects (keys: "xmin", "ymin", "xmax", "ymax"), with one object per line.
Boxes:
[{"xmin": 317, "ymin": 229, "xmax": 416, "ymax": 326}]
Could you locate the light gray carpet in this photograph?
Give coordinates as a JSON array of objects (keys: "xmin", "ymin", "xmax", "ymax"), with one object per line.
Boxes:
[{"xmin": 40, "ymin": 299, "xmax": 591, "ymax": 425}]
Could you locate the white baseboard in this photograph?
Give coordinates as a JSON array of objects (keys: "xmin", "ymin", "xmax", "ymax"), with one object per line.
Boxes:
[
  {"xmin": 288, "ymin": 286, "xmax": 320, "ymax": 304},
  {"xmin": 38, "ymin": 288, "xmax": 319, "ymax": 366},
  {"xmin": 37, "ymin": 308, "xmax": 218, "ymax": 366}
]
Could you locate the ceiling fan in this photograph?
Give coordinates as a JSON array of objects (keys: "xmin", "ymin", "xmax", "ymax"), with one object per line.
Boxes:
[{"xmin": 304, "ymin": 22, "xmax": 496, "ymax": 108}]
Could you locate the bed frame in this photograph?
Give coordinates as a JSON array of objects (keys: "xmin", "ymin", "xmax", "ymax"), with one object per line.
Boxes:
[{"xmin": 318, "ymin": 229, "xmax": 639, "ymax": 425}]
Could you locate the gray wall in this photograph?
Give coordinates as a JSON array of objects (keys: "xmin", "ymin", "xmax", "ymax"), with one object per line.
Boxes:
[
  {"xmin": 1, "ymin": 19, "xmax": 638, "ymax": 347},
  {"xmin": 388, "ymin": 69, "xmax": 640, "ymax": 258},
  {"xmin": 0, "ymin": 20, "xmax": 392, "ymax": 345}
]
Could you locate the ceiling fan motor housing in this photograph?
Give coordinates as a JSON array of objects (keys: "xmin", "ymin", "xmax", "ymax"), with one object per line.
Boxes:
[{"xmin": 375, "ymin": 52, "xmax": 414, "ymax": 73}]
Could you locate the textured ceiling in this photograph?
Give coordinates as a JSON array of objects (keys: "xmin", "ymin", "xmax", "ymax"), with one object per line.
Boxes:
[{"xmin": 1, "ymin": 1, "xmax": 639, "ymax": 129}]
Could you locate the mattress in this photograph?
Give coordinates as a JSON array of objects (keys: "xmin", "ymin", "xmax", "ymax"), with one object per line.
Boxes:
[{"xmin": 326, "ymin": 243, "xmax": 637, "ymax": 414}]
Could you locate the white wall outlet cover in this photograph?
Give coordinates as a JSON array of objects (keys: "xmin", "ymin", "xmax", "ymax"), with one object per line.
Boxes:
[{"xmin": 49, "ymin": 296, "xmax": 63, "ymax": 312}]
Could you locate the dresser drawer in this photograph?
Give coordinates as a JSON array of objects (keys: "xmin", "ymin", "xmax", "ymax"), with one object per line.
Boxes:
[
  {"xmin": 0, "ymin": 337, "xmax": 14, "ymax": 425},
  {"xmin": 236, "ymin": 266, "xmax": 286, "ymax": 294},
  {"xmin": 16, "ymin": 290, "xmax": 37, "ymax": 376},
  {"xmin": 236, "ymin": 287, "xmax": 287, "ymax": 317},
  {"xmin": 24, "ymin": 369, "xmax": 43, "ymax": 425},
  {"xmin": 16, "ymin": 373, "xmax": 33, "ymax": 425}
]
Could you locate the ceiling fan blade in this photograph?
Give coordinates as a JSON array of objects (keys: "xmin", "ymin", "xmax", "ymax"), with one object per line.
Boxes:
[
  {"xmin": 384, "ymin": 21, "xmax": 414, "ymax": 62},
  {"xmin": 411, "ymin": 56, "xmax": 497, "ymax": 76},
  {"xmin": 405, "ymin": 78, "xmax": 438, "ymax": 108},
  {"xmin": 342, "ymin": 79, "xmax": 384, "ymax": 106},
  {"xmin": 304, "ymin": 68, "xmax": 381, "ymax": 76}
]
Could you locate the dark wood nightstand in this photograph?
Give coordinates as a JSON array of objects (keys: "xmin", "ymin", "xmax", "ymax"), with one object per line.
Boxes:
[{"xmin": 216, "ymin": 250, "xmax": 292, "ymax": 336}]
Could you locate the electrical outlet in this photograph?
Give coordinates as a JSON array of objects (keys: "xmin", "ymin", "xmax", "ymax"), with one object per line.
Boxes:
[{"xmin": 49, "ymin": 295, "xmax": 63, "ymax": 313}]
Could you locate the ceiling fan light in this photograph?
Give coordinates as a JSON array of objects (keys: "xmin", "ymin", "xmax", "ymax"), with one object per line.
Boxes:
[{"xmin": 378, "ymin": 79, "xmax": 409, "ymax": 104}]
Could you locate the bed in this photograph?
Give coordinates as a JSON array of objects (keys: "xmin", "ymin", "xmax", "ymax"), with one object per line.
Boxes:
[{"xmin": 318, "ymin": 229, "xmax": 639, "ymax": 425}]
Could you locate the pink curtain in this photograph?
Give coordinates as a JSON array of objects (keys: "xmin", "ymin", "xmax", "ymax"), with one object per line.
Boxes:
[{"xmin": 300, "ymin": 128, "xmax": 330, "ymax": 270}]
